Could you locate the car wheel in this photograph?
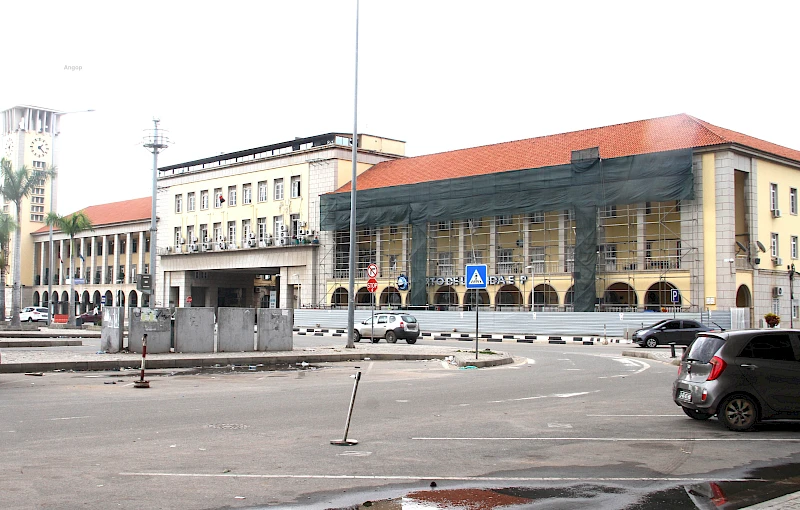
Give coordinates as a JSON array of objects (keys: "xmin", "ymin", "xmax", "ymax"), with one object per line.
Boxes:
[
  {"xmin": 405, "ymin": 338, "xmax": 417, "ymax": 344},
  {"xmin": 371, "ymin": 336, "xmax": 380, "ymax": 343},
  {"xmin": 719, "ymin": 394, "xmax": 758, "ymax": 431},
  {"xmin": 682, "ymin": 407, "xmax": 713, "ymax": 420},
  {"xmin": 645, "ymin": 336, "xmax": 658, "ymax": 348},
  {"xmin": 385, "ymin": 331, "xmax": 397, "ymax": 343},
  {"xmin": 27, "ymin": 317, "xmax": 33, "ymax": 322},
  {"xmin": 353, "ymin": 330, "xmax": 361, "ymax": 343}
]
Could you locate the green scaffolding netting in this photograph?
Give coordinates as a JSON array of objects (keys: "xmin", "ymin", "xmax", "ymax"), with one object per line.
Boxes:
[{"xmin": 321, "ymin": 148, "xmax": 694, "ymax": 311}]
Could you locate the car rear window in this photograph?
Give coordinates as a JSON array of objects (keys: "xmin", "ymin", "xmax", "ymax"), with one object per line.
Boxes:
[
  {"xmin": 684, "ymin": 335, "xmax": 726, "ymax": 363},
  {"xmin": 400, "ymin": 315, "xmax": 417, "ymax": 323}
]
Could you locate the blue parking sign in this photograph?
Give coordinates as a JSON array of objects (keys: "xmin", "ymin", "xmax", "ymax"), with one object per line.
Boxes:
[
  {"xmin": 671, "ymin": 289, "xmax": 680, "ymax": 303},
  {"xmin": 465, "ymin": 264, "xmax": 488, "ymax": 289}
]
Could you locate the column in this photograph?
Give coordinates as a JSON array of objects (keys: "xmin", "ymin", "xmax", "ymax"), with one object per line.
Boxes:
[
  {"xmin": 125, "ymin": 232, "xmax": 132, "ymax": 284},
  {"xmin": 113, "ymin": 233, "xmax": 120, "ymax": 284},
  {"xmin": 79, "ymin": 238, "xmax": 86, "ymax": 281},
  {"xmin": 39, "ymin": 241, "xmax": 45, "ymax": 286},
  {"xmin": 58, "ymin": 239, "xmax": 65, "ymax": 284},
  {"xmin": 139, "ymin": 231, "xmax": 146, "ymax": 274},
  {"xmin": 101, "ymin": 235, "xmax": 108, "ymax": 284},
  {"xmin": 90, "ymin": 236, "xmax": 97, "ymax": 285},
  {"xmin": 637, "ymin": 205, "xmax": 646, "ymax": 270}
]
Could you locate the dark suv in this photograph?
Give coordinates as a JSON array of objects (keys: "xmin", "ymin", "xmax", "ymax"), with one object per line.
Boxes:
[
  {"xmin": 673, "ymin": 329, "xmax": 800, "ymax": 431},
  {"xmin": 632, "ymin": 319, "xmax": 713, "ymax": 348}
]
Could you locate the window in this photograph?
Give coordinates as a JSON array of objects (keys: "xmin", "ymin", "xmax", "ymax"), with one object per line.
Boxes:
[
  {"xmin": 274, "ymin": 178, "xmax": 284, "ymax": 201},
  {"xmin": 468, "ymin": 218, "xmax": 482, "ymax": 230},
  {"xmin": 200, "ymin": 190, "xmax": 209, "ymax": 210},
  {"xmin": 291, "ymin": 176, "xmax": 301, "ymax": 198},
  {"xmin": 290, "ymin": 213, "xmax": 300, "ymax": 237},
  {"xmin": 529, "ymin": 247, "xmax": 545, "ymax": 273},
  {"xmin": 242, "ymin": 184, "xmax": 252, "ymax": 204},
  {"xmin": 791, "ymin": 188, "xmax": 798, "ymax": 215},
  {"xmin": 257, "ymin": 217, "xmax": 267, "ymax": 241},
  {"xmin": 466, "ymin": 250, "xmax": 483, "ymax": 264},
  {"xmin": 773, "ymin": 298, "xmax": 781, "ymax": 315},
  {"xmin": 187, "ymin": 192, "xmax": 195, "ymax": 211},
  {"xmin": 599, "ymin": 205, "xmax": 617, "ymax": 218},
  {"xmin": 174, "ymin": 227, "xmax": 182, "ymax": 246},
  {"xmin": 436, "ymin": 220, "xmax": 451, "ymax": 231},
  {"xmin": 770, "ymin": 183, "xmax": 779, "ymax": 211},
  {"xmin": 242, "ymin": 219, "xmax": 252, "ymax": 241},
  {"xmin": 645, "ymin": 202, "xmax": 652, "ymax": 215},
  {"xmin": 30, "ymin": 214, "xmax": 43, "ymax": 221},
  {"xmin": 228, "ymin": 186, "xmax": 237, "ymax": 206},
  {"xmin": 740, "ymin": 335, "xmax": 795, "ymax": 361},
  {"xmin": 496, "ymin": 248, "xmax": 515, "ymax": 274},
  {"xmin": 390, "ymin": 225, "xmax": 398, "ymax": 234},
  {"xmin": 214, "ymin": 188, "xmax": 223, "ymax": 208},
  {"xmin": 792, "ymin": 236, "xmax": 798, "ymax": 259},
  {"xmin": 565, "ymin": 244, "xmax": 575, "ymax": 272},
  {"xmin": 564, "ymin": 209, "xmax": 574, "ymax": 222},
  {"xmin": 132, "ymin": 239, "xmax": 138, "ymax": 253},
  {"xmin": 186, "ymin": 226, "xmax": 195, "ymax": 244},
  {"xmin": 227, "ymin": 221, "xmax": 236, "ymax": 244},
  {"xmin": 199, "ymin": 224, "xmax": 208, "ymax": 243},
  {"xmin": 599, "ymin": 244, "xmax": 617, "ymax": 271},
  {"xmin": 531, "ymin": 211, "xmax": 544, "ymax": 223},
  {"xmin": 130, "ymin": 264, "xmax": 137, "ymax": 283},
  {"xmin": 96, "ymin": 241, "xmax": 103, "ymax": 256},
  {"xmin": 771, "ymin": 232, "xmax": 779, "ymax": 257},
  {"xmin": 213, "ymin": 222, "xmax": 222, "ymax": 242},
  {"xmin": 497, "ymin": 215, "xmax": 512, "ymax": 226},
  {"xmin": 174, "ymin": 194, "xmax": 182, "ymax": 213},
  {"xmin": 258, "ymin": 181, "xmax": 268, "ymax": 202},
  {"xmin": 273, "ymin": 216, "xmax": 284, "ymax": 239}
]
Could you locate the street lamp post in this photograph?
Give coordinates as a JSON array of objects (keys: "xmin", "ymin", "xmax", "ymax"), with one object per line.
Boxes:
[
  {"xmin": 524, "ymin": 265, "xmax": 533, "ymax": 312},
  {"xmin": 789, "ymin": 263, "xmax": 796, "ymax": 329},
  {"xmin": 47, "ymin": 109, "xmax": 94, "ymax": 326},
  {"xmin": 142, "ymin": 120, "xmax": 169, "ymax": 308}
]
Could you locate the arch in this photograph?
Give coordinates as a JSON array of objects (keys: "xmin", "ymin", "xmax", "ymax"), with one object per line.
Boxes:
[
  {"xmin": 736, "ymin": 285, "xmax": 752, "ymax": 308},
  {"xmin": 81, "ymin": 291, "xmax": 90, "ymax": 313},
  {"xmin": 142, "ymin": 293, "xmax": 151, "ymax": 308},
  {"xmin": 60, "ymin": 291, "xmax": 69, "ymax": 314},
  {"xmin": 331, "ymin": 287, "xmax": 348, "ymax": 307},
  {"xmin": 565, "ymin": 286, "xmax": 574, "ymax": 305},
  {"xmin": 43, "ymin": 291, "xmax": 49, "ymax": 308},
  {"xmin": 604, "ymin": 282, "xmax": 638, "ymax": 306},
  {"xmin": 33, "ymin": 291, "xmax": 40, "ymax": 307},
  {"xmin": 533, "ymin": 283, "xmax": 558, "ymax": 308},
  {"xmin": 129, "ymin": 290, "xmax": 139, "ymax": 308},
  {"xmin": 495, "ymin": 284, "xmax": 521, "ymax": 308},
  {"xmin": 645, "ymin": 281, "xmax": 678, "ymax": 311},
  {"xmin": 118, "ymin": 292, "xmax": 125, "ymax": 308},
  {"xmin": 434, "ymin": 285, "xmax": 459, "ymax": 308},
  {"xmin": 104, "ymin": 290, "xmax": 114, "ymax": 307},
  {"xmin": 355, "ymin": 287, "xmax": 372, "ymax": 305},
  {"xmin": 379, "ymin": 287, "xmax": 402, "ymax": 307},
  {"xmin": 463, "ymin": 289, "xmax": 490, "ymax": 309}
]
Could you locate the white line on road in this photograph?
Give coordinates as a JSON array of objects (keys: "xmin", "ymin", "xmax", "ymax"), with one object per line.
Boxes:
[
  {"xmin": 489, "ymin": 391, "xmax": 594, "ymax": 404},
  {"xmin": 412, "ymin": 437, "xmax": 800, "ymax": 442},
  {"xmin": 587, "ymin": 414, "xmax": 683, "ymax": 417},
  {"xmin": 49, "ymin": 416, "xmax": 91, "ymax": 421},
  {"xmin": 119, "ymin": 472, "xmax": 763, "ymax": 483}
]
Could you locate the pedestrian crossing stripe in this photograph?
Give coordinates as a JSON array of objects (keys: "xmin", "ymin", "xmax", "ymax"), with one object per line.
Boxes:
[{"xmin": 469, "ymin": 270, "xmax": 484, "ymax": 286}]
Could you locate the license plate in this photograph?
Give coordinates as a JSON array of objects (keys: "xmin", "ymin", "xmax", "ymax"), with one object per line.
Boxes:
[{"xmin": 677, "ymin": 390, "xmax": 692, "ymax": 402}]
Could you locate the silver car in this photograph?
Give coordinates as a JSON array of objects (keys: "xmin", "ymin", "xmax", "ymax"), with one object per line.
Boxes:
[
  {"xmin": 673, "ymin": 329, "xmax": 800, "ymax": 431},
  {"xmin": 353, "ymin": 313, "xmax": 420, "ymax": 344}
]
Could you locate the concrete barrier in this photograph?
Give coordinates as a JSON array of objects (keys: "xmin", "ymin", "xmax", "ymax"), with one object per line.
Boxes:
[
  {"xmin": 218, "ymin": 307, "xmax": 256, "ymax": 352},
  {"xmin": 175, "ymin": 307, "xmax": 215, "ymax": 353},
  {"xmin": 129, "ymin": 308, "xmax": 172, "ymax": 354},
  {"xmin": 257, "ymin": 308, "xmax": 293, "ymax": 351}
]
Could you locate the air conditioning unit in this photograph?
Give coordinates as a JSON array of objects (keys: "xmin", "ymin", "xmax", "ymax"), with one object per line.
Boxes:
[
  {"xmin": 204, "ymin": 236, "xmax": 211, "ymax": 243},
  {"xmin": 772, "ymin": 209, "xmax": 782, "ymax": 218},
  {"xmin": 217, "ymin": 242, "xmax": 226, "ymax": 250},
  {"xmin": 773, "ymin": 287, "xmax": 784, "ymax": 297},
  {"xmin": 202, "ymin": 242, "xmax": 211, "ymax": 251},
  {"xmin": 189, "ymin": 244, "xmax": 199, "ymax": 252},
  {"xmin": 258, "ymin": 240, "xmax": 268, "ymax": 248},
  {"xmin": 248, "ymin": 232, "xmax": 255, "ymax": 239},
  {"xmin": 774, "ymin": 257, "xmax": 783, "ymax": 266},
  {"xmin": 191, "ymin": 236, "xmax": 198, "ymax": 243},
  {"xmin": 279, "ymin": 225, "xmax": 287, "ymax": 232},
  {"xmin": 180, "ymin": 238, "xmax": 186, "ymax": 244},
  {"xmin": 279, "ymin": 238, "xmax": 287, "ymax": 246},
  {"xmin": 217, "ymin": 236, "xmax": 225, "ymax": 243},
  {"xmin": 298, "ymin": 229, "xmax": 305, "ymax": 236},
  {"xmin": 165, "ymin": 246, "xmax": 172, "ymax": 253},
  {"xmin": 247, "ymin": 239, "xmax": 257, "ymax": 248},
  {"xmin": 174, "ymin": 245, "xmax": 182, "ymax": 253}
]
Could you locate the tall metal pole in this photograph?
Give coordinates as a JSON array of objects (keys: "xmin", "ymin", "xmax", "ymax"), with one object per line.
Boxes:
[
  {"xmin": 142, "ymin": 119, "xmax": 168, "ymax": 308},
  {"xmin": 346, "ymin": 0, "xmax": 360, "ymax": 349},
  {"xmin": 789, "ymin": 263, "xmax": 796, "ymax": 329}
]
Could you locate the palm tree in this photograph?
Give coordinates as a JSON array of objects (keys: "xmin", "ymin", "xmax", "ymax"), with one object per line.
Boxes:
[
  {"xmin": 0, "ymin": 213, "xmax": 16, "ymax": 322},
  {"xmin": 45, "ymin": 211, "xmax": 93, "ymax": 326},
  {"xmin": 0, "ymin": 158, "xmax": 55, "ymax": 328}
]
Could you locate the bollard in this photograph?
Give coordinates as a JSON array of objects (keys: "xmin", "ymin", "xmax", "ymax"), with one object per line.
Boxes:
[
  {"xmin": 133, "ymin": 334, "xmax": 150, "ymax": 388},
  {"xmin": 331, "ymin": 371, "xmax": 362, "ymax": 446},
  {"xmin": 669, "ymin": 342, "xmax": 676, "ymax": 358}
]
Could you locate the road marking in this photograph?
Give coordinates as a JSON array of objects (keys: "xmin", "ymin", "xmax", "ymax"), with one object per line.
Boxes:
[
  {"xmin": 395, "ymin": 400, "xmax": 408, "ymax": 403},
  {"xmin": 49, "ymin": 416, "xmax": 91, "ymax": 421},
  {"xmin": 565, "ymin": 369, "xmax": 582, "ymax": 371},
  {"xmin": 338, "ymin": 451, "xmax": 372, "ymax": 457},
  {"xmin": 489, "ymin": 391, "xmax": 594, "ymax": 404},
  {"xmin": 547, "ymin": 423, "xmax": 573, "ymax": 429},
  {"xmin": 526, "ymin": 358, "xmax": 535, "ymax": 364},
  {"xmin": 554, "ymin": 392, "xmax": 590, "ymax": 398},
  {"xmin": 119, "ymin": 472, "xmax": 763, "ymax": 483},
  {"xmin": 587, "ymin": 414, "xmax": 683, "ymax": 417},
  {"xmin": 412, "ymin": 437, "xmax": 800, "ymax": 442}
]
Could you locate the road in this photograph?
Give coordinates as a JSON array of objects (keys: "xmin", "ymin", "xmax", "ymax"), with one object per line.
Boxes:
[{"xmin": 1, "ymin": 335, "xmax": 799, "ymax": 509}]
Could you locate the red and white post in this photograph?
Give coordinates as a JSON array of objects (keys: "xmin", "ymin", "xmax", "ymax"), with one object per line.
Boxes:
[{"xmin": 133, "ymin": 334, "xmax": 150, "ymax": 388}]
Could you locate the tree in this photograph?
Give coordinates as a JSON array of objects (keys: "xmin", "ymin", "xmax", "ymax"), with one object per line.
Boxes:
[
  {"xmin": 0, "ymin": 213, "xmax": 16, "ymax": 322},
  {"xmin": 45, "ymin": 211, "xmax": 94, "ymax": 326},
  {"xmin": 0, "ymin": 158, "xmax": 55, "ymax": 328}
]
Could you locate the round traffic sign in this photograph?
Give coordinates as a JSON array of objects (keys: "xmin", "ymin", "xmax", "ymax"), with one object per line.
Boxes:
[
  {"xmin": 367, "ymin": 263, "xmax": 379, "ymax": 278},
  {"xmin": 187, "ymin": 296, "xmax": 193, "ymax": 303},
  {"xmin": 367, "ymin": 277, "xmax": 378, "ymax": 293}
]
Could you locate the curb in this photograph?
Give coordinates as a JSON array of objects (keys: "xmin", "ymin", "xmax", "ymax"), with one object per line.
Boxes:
[
  {"xmin": 293, "ymin": 328, "xmax": 631, "ymax": 345},
  {"xmin": 622, "ymin": 350, "xmax": 681, "ymax": 365}
]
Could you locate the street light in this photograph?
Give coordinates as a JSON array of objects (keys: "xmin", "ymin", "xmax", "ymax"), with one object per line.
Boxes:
[
  {"xmin": 524, "ymin": 265, "xmax": 534, "ymax": 311},
  {"xmin": 789, "ymin": 264, "xmax": 796, "ymax": 328},
  {"xmin": 47, "ymin": 109, "xmax": 94, "ymax": 326}
]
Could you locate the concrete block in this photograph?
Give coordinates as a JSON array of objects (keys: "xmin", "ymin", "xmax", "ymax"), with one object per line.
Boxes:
[
  {"xmin": 257, "ymin": 308, "xmax": 293, "ymax": 351},
  {"xmin": 100, "ymin": 306, "xmax": 124, "ymax": 353},
  {"xmin": 218, "ymin": 307, "xmax": 256, "ymax": 352},
  {"xmin": 129, "ymin": 308, "xmax": 172, "ymax": 354},
  {"xmin": 175, "ymin": 307, "xmax": 215, "ymax": 353}
]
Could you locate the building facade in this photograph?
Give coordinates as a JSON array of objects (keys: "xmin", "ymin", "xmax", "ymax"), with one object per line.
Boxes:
[
  {"xmin": 320, "ymin": 115, "xmax": 799, "ymax": 327},
  {"xmin": 154, "ymin": 133, "xmax": 404, "ymax": 310}
]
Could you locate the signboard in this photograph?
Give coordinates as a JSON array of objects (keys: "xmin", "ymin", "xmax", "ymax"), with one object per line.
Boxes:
[
  {"xmin": 397, "ymin": 274, "xmax": 409, "ymax": 291},
  {"xmin": 269, "ymin": 290, "xmax": 277, "ymax": 309},
  {"xmin": 101, "ymin": 296, "xmax": 106, "ymax": 305},
  {"xmin": 186, "ymin": 296, "xmax": 193, "ymax": 304},
  {"xmin": 671, "ymin": 289, "xmax": 680, "ymax": 303},
  {"xmin": 367, "ymin": 263, "xmax": 379, "ymax": 278},
  {"xmin": 137, "ymin": 274, "xmax": 152, "ymax": 291},
  {"xmin": 465, "ymin": 264, "xmax": 488, "ymax": 289},
  {"xmin": 367, "ymin": 277, "xmax": 378, "ymax": 293}
]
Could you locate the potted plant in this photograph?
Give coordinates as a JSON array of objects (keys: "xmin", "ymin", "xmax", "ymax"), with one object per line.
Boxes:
[{"xmin": 764, "ymin": 312, "xmax": 780, "ymax": 328}]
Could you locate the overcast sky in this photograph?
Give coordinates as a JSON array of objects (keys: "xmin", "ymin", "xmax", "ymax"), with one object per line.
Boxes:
[{"xmin": 4, "ymin": 1, "xmax": 800, "ymax": 215}]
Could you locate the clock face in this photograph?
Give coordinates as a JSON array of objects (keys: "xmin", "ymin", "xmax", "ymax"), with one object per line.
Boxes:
[
  {"xmin": 29, "ymin": 136, "xmax": 50, "ymax": 158},
  {"xmin": 3, "ymin": 138, "xmax": 12, "ymax": 158}
]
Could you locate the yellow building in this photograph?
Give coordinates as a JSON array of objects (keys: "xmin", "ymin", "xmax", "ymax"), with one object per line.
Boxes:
[
  {"xmin": 156, "ymin": 132, "xmax": 404, "ymax": 310},
  {"xmin": 320, "ymin": 114, "xmax": 800, "ymax": 327},
  {"xmin": 1, "ymin": 105, "xmax": 61, "ymax": 306}
]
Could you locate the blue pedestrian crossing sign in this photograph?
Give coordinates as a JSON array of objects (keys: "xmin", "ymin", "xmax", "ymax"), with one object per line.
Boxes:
[{"xmin": 465, "ymin": 264, "xmax": 488, "ymax": 289}]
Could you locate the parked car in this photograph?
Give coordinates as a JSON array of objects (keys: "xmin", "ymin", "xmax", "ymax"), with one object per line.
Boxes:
[
  {"xmin": 79, "ymin": 311, "xmax": 102, "ymax": 324},
  {"xmin": 673, "ymin": 329, "xmax": 800, "ymax": 431},
  {"xmin": 19, "ymin": 306, "xmax": 49, "ymax": 323},
  {"xmin": 632, "ymin": 319, "xmax": 714, "ymax": 348},
  {"xmin": 354, "ymin": 313, "xmax": 420, "ymax": 344}
]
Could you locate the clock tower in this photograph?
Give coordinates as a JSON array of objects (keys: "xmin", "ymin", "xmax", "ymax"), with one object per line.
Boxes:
[{"xmin": 1, "ymin": 105, "xmax": 62, "ymax": 300}]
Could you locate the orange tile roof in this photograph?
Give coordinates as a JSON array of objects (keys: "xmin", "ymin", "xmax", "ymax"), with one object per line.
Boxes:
[
  {"xmin": 338, "ymin": 114, "xmax": 800, "ymax": 192},
  {"xmin": 34, "ymin": 197, "xmax": 151, "ymax": 234}
]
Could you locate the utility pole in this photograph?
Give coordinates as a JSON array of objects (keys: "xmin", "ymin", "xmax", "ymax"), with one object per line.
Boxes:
[
  {"xmin": 142, "ymin": 120, "xmax": 169, "ymax": 307},
  {"xmin": 789, "ymin": 263, "xmax": 796, "ymax": 329}
]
